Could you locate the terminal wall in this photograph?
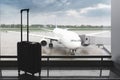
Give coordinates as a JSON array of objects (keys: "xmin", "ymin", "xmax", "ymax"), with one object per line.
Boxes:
[{"xmin": 112, "ymin": 0, "xmax": 120, "ymax": 67}]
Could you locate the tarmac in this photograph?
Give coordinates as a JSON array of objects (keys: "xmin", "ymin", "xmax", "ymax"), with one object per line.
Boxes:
[{"xmin": 0, "ymin": 30, "xmax": 111, "ymax": 57}]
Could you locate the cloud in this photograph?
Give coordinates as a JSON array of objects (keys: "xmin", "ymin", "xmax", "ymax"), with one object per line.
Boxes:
[
  {"xmin": 66, "ymin": 10, "xmax": 79, "ymax": 17},
  {"xmin": 44, "ymin": 0, "xmax": 56, "ymax": 4},
  {"xmin": 65, "ymin": 3, "xmax": 111, "ymax": 17},
  {"xmin": 0, "ymin": 0, "xmax": 110, "ymax": 13},
  {"xmin": 80, "ymin": 3, "xmax": 110, "ymax": 14},
  {"xmin": 0, "ymin": 0, "xmax": 111, "ymax": 26}
]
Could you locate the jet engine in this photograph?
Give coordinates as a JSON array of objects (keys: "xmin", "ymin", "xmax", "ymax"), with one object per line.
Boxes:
[{"xmin": 40, "ymin": 39, "xmax": 47, "ymax": 46}]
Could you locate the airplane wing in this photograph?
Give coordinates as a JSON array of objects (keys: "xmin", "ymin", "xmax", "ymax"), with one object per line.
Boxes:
[
  {"xmin": 8, "ymin": 31, "xmax": 60, "ymax": 41},
  {"xmin": 29, "ymin": 33, "xmax": 59, "ymax": 41}
]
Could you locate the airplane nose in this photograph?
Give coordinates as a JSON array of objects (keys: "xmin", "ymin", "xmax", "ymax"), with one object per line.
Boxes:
[
  {"xmin": 72, "ymin": 42, "xmax": 81, "ymax": 49},
  {"xmin": 77, "ymin": 42, "xmax": 81, "ymax": 47}
]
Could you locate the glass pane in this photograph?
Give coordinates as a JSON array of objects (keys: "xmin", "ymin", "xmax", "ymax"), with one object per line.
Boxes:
[{"xmin": 0, "ymin": 0, "xmax": 111, "ymax": 60}]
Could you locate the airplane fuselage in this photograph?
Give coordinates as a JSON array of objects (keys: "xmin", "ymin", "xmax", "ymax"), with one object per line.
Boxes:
[{"xmin": 53, "ymin": 28, "xmax": 81, "ymax": 50}]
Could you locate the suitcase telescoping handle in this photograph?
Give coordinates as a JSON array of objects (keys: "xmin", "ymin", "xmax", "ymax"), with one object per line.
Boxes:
[{"xmin": 20, "ymin": 9, "xmax": 29, "ymax": 42}]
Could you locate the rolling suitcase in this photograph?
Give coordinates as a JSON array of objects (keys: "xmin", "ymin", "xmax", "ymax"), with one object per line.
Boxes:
[{"xmin": 17, "ymin": 9, "xmax": 41, "ymax": 76}]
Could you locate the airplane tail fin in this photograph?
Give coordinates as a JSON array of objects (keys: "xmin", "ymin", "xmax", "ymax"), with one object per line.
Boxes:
[
  {"xmin": 55, "ymin": 23, "xmax": 57, "ymax": 28},
  {"xmin": 55, "ymin": 17, "xmax": 58, "ymax": 28}
]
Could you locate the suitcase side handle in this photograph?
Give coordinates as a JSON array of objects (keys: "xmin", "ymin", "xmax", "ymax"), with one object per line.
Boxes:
[{"xmin": 20, "ymin": 9, "xmax": 29, "ymax": 42}]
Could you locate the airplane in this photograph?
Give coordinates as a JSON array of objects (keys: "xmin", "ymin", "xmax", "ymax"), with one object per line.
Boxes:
[
  {"xmin": 29, "ymin": 27, "xmax": 92, "ymax": 55},
  {"xmin": 40, "ymin": 28, "xmax": 82, "ymax": 54}
]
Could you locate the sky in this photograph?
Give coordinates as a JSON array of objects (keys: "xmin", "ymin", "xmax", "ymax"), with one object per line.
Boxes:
[{"xmin": 0, "ymin": 0, "xmax": 111, "ymax": 26}]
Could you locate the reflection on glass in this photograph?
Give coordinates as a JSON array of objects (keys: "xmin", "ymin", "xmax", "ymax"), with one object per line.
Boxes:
[{"xmin": 0, "ymin": 0, "xmax": 111, "ymax": 60}]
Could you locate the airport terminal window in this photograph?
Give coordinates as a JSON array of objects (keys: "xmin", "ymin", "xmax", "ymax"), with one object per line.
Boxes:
[{"xmin": 0, "ymin": 0, "xmax": 111, "ymax": 60}]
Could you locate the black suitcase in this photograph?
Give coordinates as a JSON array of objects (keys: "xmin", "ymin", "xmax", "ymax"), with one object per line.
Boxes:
[{"xmin": 17, "ymin": 9, "xmax": 41, "ymax": 76}]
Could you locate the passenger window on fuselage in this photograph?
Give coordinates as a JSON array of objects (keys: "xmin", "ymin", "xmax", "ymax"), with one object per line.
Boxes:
[{"xmin": 71, "ymin": 40, "xmax": 80, "ymax": 42}]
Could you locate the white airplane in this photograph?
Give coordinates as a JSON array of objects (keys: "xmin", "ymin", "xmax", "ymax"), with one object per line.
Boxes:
[{"xmin": 40, "ymin": 28, "xmax": 82, "ymax": 53}]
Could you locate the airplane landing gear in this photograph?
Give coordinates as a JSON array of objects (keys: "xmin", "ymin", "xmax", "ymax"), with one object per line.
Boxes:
[
  {"xmin": 49, "ymin": 43, "xmax": 53, "ymax": 48},
  {"xmin": 49, "ymin": 39, "xmax": 53, "ymax": 48},
  {"xmin": 70, "ymin": 49, "xmax": 76, "ymax": 55}
]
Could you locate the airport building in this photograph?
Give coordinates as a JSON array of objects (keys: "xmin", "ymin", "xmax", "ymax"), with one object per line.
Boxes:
[{"xmin": 0, "ymin": 0, "xmax": 120, "ymax": 80}]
